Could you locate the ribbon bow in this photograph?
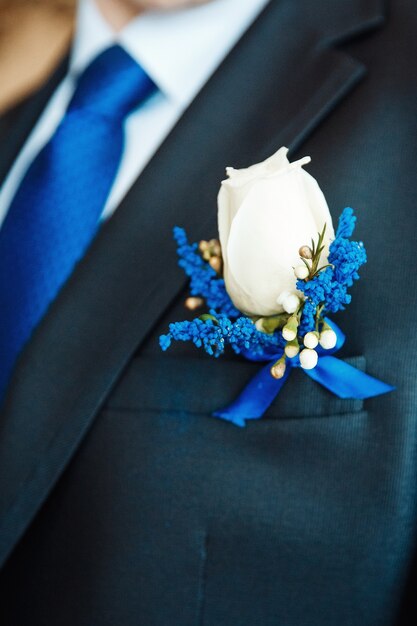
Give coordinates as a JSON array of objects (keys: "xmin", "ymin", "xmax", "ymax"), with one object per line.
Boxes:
[{"xmin": 214, "ymin": 319, "xmax": 394, "ymax": 427}]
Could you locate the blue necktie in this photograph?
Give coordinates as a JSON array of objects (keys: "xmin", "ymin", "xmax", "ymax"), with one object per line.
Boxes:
[{"xmin": 0, "ymin": 45, "xmax": 156, "ymax": 397}]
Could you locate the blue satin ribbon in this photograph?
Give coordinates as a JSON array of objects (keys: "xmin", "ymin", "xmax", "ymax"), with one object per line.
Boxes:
[{"xmin": 213, "ymin": 319, "xmax": 395, "ymax": 427}]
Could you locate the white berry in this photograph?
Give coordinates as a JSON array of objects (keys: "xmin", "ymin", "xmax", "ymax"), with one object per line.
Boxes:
[
  {"xmin": 285, "ymin": 342, "xmax": 300, "ymax": 358},
  {"xmin": 303, "ymin": 331, "xmax": 319, "ymax": 349},
  {"xmin": 299, "ymin": 348, "xmax": 318, "ymax": 370},
  {"xmin": 277, "ymin": 291, "xmax": 300, "ymax": 313},
  {"xmin": 319, "ymin": 329, "xmax": 337, "ymax": 350},
  {"xmin": 280, "ymin": 293, "xmax": 300, "ymax": 314},
  {"xmin": 282, "ymin": 326, "xmax": 297, "ymax": 342},
  {"xmin": 294, "ymin": 265, "xmax": 309, "ymax": 280}
]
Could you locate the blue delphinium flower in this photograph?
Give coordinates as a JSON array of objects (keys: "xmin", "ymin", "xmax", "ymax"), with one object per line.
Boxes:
[
  {"xmin": 297, "ymin": 299, "xmax": 316, "ymax": 335},
  {"xmin": 160, "ymin": 312, "xmax": 285, "ymax": 360},
  {"xmin": 329, "ymin": 238, "xmax": 367, "ymax": 287},
  {"xmin": 173, "ymin": 227, "xmax": 239, "ymax": 318},
  {"xmin": 297, "ymin": 208, "xmax": 367, "ymax": 322},
  {"xmin": 224, "ymin": 315, "xmax": 285, "ymax": 358},
  {"xmin": 160, "ymin": 317, "xmax": 224, "ymax": 357},
  {"xmin": 335, "ymin": 206, "xmax": 357, "ymax": 238}
]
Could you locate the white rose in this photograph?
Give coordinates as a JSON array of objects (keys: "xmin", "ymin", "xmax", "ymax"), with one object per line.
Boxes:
[{"xmin": 217, "ymin": 147, "xmax": 334, "ymax": 317}]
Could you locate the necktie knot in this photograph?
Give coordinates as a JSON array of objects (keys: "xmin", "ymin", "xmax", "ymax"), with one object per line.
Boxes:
[{"xmin": 68, "ymin": 45, "xmax": 157, "ymax": 119}]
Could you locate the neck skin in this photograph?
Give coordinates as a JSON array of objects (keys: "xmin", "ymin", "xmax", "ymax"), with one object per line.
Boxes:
[{"xmin": 93, "ymin": 0, "xmax": 142, "ymax": 32}]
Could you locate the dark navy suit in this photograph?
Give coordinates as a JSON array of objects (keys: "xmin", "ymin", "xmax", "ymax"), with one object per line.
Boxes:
[{"xmin": 0, "ymin": 1, "xmax": 416, "ymax": 624}]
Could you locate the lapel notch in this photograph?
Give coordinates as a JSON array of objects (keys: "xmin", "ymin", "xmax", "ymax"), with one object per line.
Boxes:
[{"xmin": 0, "ymin": 58, "xmax": 68, "ymax": 186}]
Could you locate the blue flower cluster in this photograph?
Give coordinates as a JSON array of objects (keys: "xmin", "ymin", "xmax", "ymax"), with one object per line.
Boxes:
[
  {"xmin": 298, "ymin": 299, "xmax": 316, "ymax": 337},
  {"xmin": 173, "ymin": 227, "xmax": 239, "ymax": 318},
  {"xmin": 297, "ymin": 208, "xmax": 367, "ymax": 331},
  {"xmin": 161, "ymin": 208, "xmax": 366, "ymax": 359},
  {"xmin": 160, "ymin": 312, "xmax": 285, "ymax": 360}
]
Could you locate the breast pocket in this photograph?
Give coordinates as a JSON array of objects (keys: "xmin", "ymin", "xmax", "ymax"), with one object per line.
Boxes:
[
  {"xmin": 102, "ymin": 353, "xmax": 383, "ymax": 626},
  {"xmin": 105, "ymin": 352, "xmax": 366, "ymax": 421}
]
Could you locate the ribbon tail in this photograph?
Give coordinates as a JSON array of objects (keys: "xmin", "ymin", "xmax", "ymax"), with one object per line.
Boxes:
[
  {"xmin": 213, "ymin": 362, "xmax": 291, "ymax": 427},
  {"xmin": 305, "ymin": 356, "xmax": 395, "ymax": 399}
]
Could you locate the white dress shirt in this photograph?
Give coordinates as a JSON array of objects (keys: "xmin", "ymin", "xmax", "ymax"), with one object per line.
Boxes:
[{"xmin": 0, "ymin": 0, "xmax": 269, "ymax": 227}]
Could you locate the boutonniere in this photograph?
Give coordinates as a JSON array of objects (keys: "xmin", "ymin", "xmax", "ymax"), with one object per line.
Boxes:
[{"xmin": 160, "ymin": 148, "xmax": 394, "ymax": 427}]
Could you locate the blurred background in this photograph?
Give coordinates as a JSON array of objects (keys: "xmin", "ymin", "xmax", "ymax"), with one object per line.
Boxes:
[{"xmin": 0, "ymin": 0, "xmax": 75, "ymax": 113}]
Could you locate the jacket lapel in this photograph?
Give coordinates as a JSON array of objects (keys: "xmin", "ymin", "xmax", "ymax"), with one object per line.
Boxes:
[
  {"xmin": 0, "ymin": 57, "xmax": 68, "ymax": 186},
  {"xmin": 0, "ymin": 0, "xmax": 385, "ymax": 567}
]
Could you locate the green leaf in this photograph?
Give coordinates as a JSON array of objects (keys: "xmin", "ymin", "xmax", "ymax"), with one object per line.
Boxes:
[
  {"xmin": 301, "ymin": 258, "xmax": 311, "ymax": 272},
  {"xmin": 311, "ymin": 238, "xmax": 316, "ymax": 256},
  {"xmin": 199, "ymin": 314, "xmax": 219, "ymax": 325},
  {"xmin": 261, "ymin": 313, "xmax": 289, "ymax": 333}
]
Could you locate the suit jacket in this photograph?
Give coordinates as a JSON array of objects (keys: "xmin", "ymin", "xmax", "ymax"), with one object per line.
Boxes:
[{"xmin": 0, "ymin": 1, "xmax": 416, "ymax": 624}]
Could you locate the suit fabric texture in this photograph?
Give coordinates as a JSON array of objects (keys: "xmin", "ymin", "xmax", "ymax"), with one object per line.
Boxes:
[{"xmin": 0, "ymin": 1, "xmax": 416, "ymax": 624}]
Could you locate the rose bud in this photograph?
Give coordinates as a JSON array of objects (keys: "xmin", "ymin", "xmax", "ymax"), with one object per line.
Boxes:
[{"xmin": 218, "ymin": 147, "xmax": 334, "ymax": 316}]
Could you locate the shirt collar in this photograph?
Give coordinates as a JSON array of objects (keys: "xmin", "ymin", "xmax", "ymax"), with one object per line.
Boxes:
[
  {"xmin": 70, "ymin": 0, "xmax": 115, "ymax": 76},
  {"xmin": 71, "ymin": 0, "xmax": 270, "ymax": 106}
]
